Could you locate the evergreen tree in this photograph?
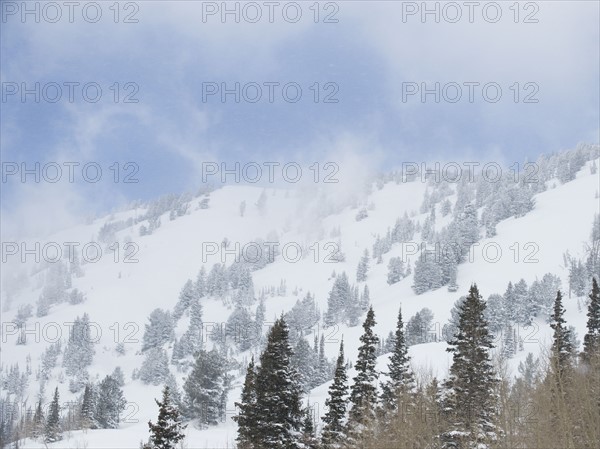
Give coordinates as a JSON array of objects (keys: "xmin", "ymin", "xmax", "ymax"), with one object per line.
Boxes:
[
  {"xmin": 359, "ymin": 285, "xmax": 370, "ymax": 311},
  {"xmin": 32, "ymin": 398, "xmax": 44, "ymax": 437},
  {"xmin": 301, "ymin": 402, "xmax": 318, "ymax": 449},
  {"xmin": 321, "ymin": 340, "xmax": 348, "ymax": 449},
  {"xmin": 173, "ymin": 280, "xmax": 195, "ymax": 322},
  {"xmin": 356, "ymin": 249, "xmax": 370, "ymax": 282},
  {"xmin": 44, "ymin": 387, "xmax": 61, "ymax": 443},
  {"xmin": 345, "ymin": 285, "xmax": 361, "ymax": 327},
  {"xmin": 347, "ymin": 307, "xmax": 380, "ymax": 442},
  {"xmin": 226, "ymin": 306, "xmax": 254, "ymax": 351},
  {"xmin": 547, "ymin": 289, "xmax": 577, "ymax": 443},
  {"xmin": 291, "ymin": 338, "xmax": 317, "ymax": 392},
  {"xmin": 324, "ymin": 272, "xmax": 351, "ymax": 327},
  {"xmin": 386, "ymin": 257, "xmax": 406, "ymax": 285},
  {"xmin": 254, "ymin": 317, "xmax": 304, "ymax": 448},
  {"xmin": 412, "ymin": 251, "xmax": 443, "ymax": 294},
  {"xmin": 582, "ymin": 277, "xmax": 600, "ymax": 363},
  {"xmin": 147, "ymin": 386, "xmax": 187, "ymax": 449},
  {"xmin": 441, "ymin": 284, "xmax": 499, "ymax": 449},
  {"xmin": 484, "ymin": 293, "xmax": 506, "ymax": 335},
  {"xmin": 96, "ymin": 375, "xmax": 126, "ymax": 429},
  {"xmin": 182, "ymin": 349, "xmax": 228, "ymax": 428},
  {"xmin": 316, "ymin": 334, "xmax": 331, "ymax": 385},
  {"xmin": 380, "ymin": 307, "xmax": 415, "ymax": 413},
  {"xmin": 62, "ymin": 313, "xmax": 95, "ymax": 378},
  {"xmin": 502, "ymin": 281, "xmax": 517, "ymax": 324},
  {"xmin": 234, "ymin": 357, "xmax": 259, "ymax": 449},
  {"xmin": 80, "ymin": 383, "xmax": 96, "ymax": 429},
  {"xmin": 549, "ymin": 290, "xmax": 575, "ymax": 382},
  {"xmin": 142, "ymin": 309, "xmax": 174, "ymax": 352},
  {"xmin": 254, "ymin": 298, "xmax": 266, "ymax": 348},
  {"xmin": 139, "ymin": 347, "xmax": 170, "ymax": 385},
  {"xmin": 513, "ymin": 279, "xmax": 530, "ymax": 325}
]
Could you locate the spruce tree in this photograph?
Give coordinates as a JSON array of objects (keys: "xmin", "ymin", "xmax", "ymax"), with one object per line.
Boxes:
[
  {"xmin": 549, "ymin": 290, "xmax": 574, "ymax": 380},
  {"xmin": 441, "ymin": 284, "xmax": 499, "ymax": 449},
  {"xmin": 44, "ymin": 387, "xmax": 61, "ymax": 443},
  {"xmin": 254, "ymin": 317, "xmax": 304, "ymax": 448},
  {"xmin": 356, "ymin": 249, "xmax": 370, "ymax": 282},
  {"xmin": 547, "ymin": 289, "xmax": 577, "ymax": 444},
  {"xmin": 380, "ymin": 307, "xmax": 415, "ymax": 413},
  {"xmin": 301, "ymin": 403, "xmax": 318, "ymax": 449},
  {"xmin": 234, "ymin": 357, "xmax": 259, "ymax": 449},
  {"xmin": 582, "ymin": 277, "xmax": 600, "ymax": 363},
  {"xmin": 182, "ymin": 349, "xmax": 228, "ymax": 428},
  {"xmin": 347, "ymin": 307, "xmax": 379, "ymax": 442},
  {"xmin": 96, "ymin": 374, "xmax": 126, "ymax": 429},
  {"xmin": 80, "ymin": 383, "xmax": 96, "ymax": 429},
  {"xmin": 147, "ymin": 386, "xmax": 186, "ymax": 449},
  {"xmin": 321, "ymin": 340, "xmax": 348, "ymax": 449},
  {"xmin": 32, "ymin": 398, "xmax": 44, "ymax": 438}
]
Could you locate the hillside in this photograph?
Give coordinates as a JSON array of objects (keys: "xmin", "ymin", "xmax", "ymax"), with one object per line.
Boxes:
[{"xmin": 1, "ymin": 149, "xmax": 599, "ymax": 448}]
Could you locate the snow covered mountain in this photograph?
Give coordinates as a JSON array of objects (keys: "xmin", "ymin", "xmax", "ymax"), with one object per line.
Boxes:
[{"xmin": 1, "ymin": 146, "xmax": 599, "ymax": 448}]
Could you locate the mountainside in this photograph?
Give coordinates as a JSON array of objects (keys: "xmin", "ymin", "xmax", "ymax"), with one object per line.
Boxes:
[{"xmin": 1, "ymin": 148, "xmax": 599, "ymax": 448}]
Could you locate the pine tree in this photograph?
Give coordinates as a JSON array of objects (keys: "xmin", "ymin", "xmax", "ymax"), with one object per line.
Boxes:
[
  {"xmin": 582, "ymin": 277, "xmax": 600, "ymax": 363},
  {"xmin": 347, "ymin": 307, "xmax": 379, "ymax": 442},
  {"xmin": 321, "ymin": 340, "xmax": 348, "ymax": 449},
  {"xmin": 147, "ymin": 386, "xmax": 187, "ymax": 449},
  {"xmin": 441, "ymin": 284, "xmax": 499, "ymax": 449},
  {"xmin": 254, "ymin": 317, "xmax": 304, "ymax": 448},
  {"xmin": 44, "ymin": 387, "xmax": 61, "ymax": 443},
  {"xmin": 380, "ymin": 307, "xmax": 415, "ymax": 413},
  {"xmin": 234, "ymin": 357, "xmax": 259, "ymax": 449}
]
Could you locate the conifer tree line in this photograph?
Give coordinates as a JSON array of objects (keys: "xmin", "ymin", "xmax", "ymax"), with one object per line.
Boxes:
[
  {"xmin": 0, "ymin": 370, "xmax": 127, "ymax": 447},
  {"xmin": 233, "ymin": 278, "xmax": 600, "ymax": 449}
]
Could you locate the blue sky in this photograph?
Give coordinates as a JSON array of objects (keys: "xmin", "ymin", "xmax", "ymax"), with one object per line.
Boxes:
[{"xmin": 1, "ymin": 1, "xmax": 599, "ymax": 236}]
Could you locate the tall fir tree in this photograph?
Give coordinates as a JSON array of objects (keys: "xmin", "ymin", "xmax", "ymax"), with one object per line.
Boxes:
[
  {"xmin": 234, "ymin": 356, "xmax": 259, "ymax": 449},
  {"xmin": 80, "ymin": 383, "xmax": 96, "ymax": 429},
  {"xmin": 32, "ymin": 398, "xmax": 44, "ymax": 438},
  {"xmin": 147, "ymin": 386, "xmax": 187, "ymax": 449},
  {"xmin": 254, "ymin": 317, "xmax": 304, "ymax": 448},
  {"xmin": 44, "ymin": 387, "xmax": 61, "ymax": 443},
  {"xmin": 441, "ymin": 284, "xmax": 499, "ymax": 449},
  {"xmin": 549, "ymin": 290, "xmax": 575, "ymax": 381},
  {"xmin": 347, "ymin": 307, "xmax": 379, "ymax": 444},
  {"xmin": 380, "ymin": 307, "xmax": 415, "ymax": 413},
  {"xmin": 582, "ymin": 277, "xmax": 600, "ymax": 363},
  {"xmin": 356, "ymin": 249, "xmax": 370, "ymax": 282},
  {"xmin": 96, "ymin": 374, "xmax": 126, "ymax": 429},
  {"xmin": 546, "ymin": 289, "xmax": 578, "ymax": 445},
  {"xmin": 321, "ymin": 340, "xmax": 348, "ymax": 449},
  {"xmin": 182, "ymin": 349, "xmax": 228, "ymax": 428}
]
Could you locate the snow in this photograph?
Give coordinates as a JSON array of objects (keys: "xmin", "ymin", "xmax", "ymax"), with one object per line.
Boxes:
[{"xmin": 2, "ymin": 158, "xmax": 598, "ymax": 448}]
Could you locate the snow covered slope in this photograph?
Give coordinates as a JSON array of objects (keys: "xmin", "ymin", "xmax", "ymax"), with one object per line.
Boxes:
[{"xmin": 2, "ymin": 156, "xmax": 599, "ymax": 448}]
